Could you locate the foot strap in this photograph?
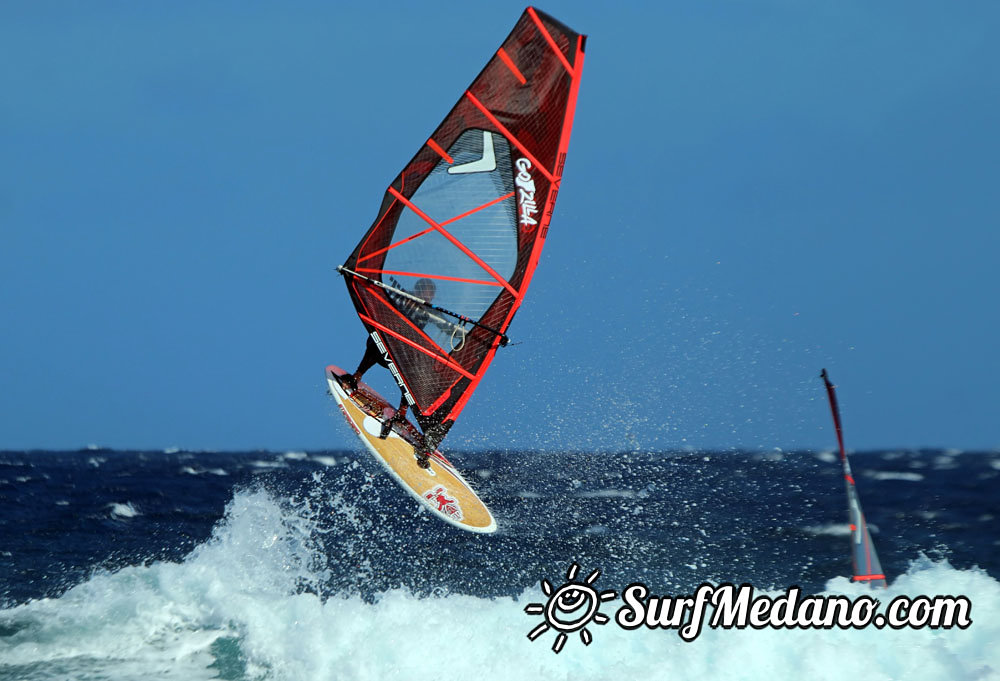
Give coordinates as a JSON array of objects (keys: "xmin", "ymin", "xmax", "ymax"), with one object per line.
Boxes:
[{"xmin": 339, "ymin": 372, "xmax": 358, "ymax": 392}]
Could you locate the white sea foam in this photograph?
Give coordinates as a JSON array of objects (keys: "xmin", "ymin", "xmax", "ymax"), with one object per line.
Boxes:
[
  {"xmin": 1, "ymin": 489, "xmax": 997, "ymax": 681},
  {"xmin": 577, "ymin": 489, "xmax": 638, "ymax": 498},
  {"xmin": 249, "ymin": 459, "xmax": 287, "ymax": 469},
  {"xmin": 933, "ymin": 453, "xmax": 958, "ymax": 469},
  {"xmin": 869, "ymin": 471, "xmax": 925, "ymax": 482},
  {"xmin": 108, "ymin": 502, "xmax": 140, "ymax": 519},
  {"xmin": 815, "ymin": 450, "xmax": 838, "ymax": 463},
  {"xmin": 802, "ymin": 523, "xmax": 853, "ymax": 537},
  {"xmin": 181, "ymin": 466, "xmax": 228, "ymax": 476}
]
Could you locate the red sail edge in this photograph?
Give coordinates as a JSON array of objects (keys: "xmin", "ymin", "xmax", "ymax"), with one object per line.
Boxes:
[{"xmin": 342, "ymin": 8, "xmax": 586, "ymax": 441}]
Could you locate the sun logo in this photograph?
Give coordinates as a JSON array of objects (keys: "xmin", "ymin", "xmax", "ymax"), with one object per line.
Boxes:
[{"xmin": 523, "ymin": 562, "xmax": 617, "ymax": 654}]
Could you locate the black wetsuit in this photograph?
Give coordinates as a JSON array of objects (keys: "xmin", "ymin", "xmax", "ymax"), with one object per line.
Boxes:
[
  {"xmin": 351, "ymin": 284, "xmax": 453, "ymax": 456},
  {"xmin": 385, "ymin": 285, "xmax": 439, "ymax": 332},
  {"xmin": 356, "ymin": 334, "xmax": 389, "ymax": 377},
  {"xmin": 355, "ymin": 291, "xmax": 442, "ymax": 377}
]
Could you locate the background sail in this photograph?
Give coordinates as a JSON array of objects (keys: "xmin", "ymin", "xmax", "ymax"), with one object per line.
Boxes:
[
  {"xmin": 342, "ymin": 7, "xmax": 586, "ymax": 434},
  {"xmin": 821, "ymin": 370, "xmax": 888, "ymax": 588}
]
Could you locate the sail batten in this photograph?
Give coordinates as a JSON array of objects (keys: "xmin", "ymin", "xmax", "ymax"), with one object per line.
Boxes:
[
  {"xmin": 464, "ymin": 91, "xmax": 556, "ymax": 182},
  {"xmin": 527, "ymin": 7, "xmax": 575, "ymax": 74},
  {"xmin": 362, "ymin": 269, "xmax": 505, "ymax": 288},
  {"xmin": 341, "ymin": 8, "xmax": 586, "ymax": 435}
]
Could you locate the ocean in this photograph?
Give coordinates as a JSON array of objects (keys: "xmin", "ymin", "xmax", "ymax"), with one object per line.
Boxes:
[{"xmin": 1, "ymin": 447, "xmax": 997, "ymax": 680}]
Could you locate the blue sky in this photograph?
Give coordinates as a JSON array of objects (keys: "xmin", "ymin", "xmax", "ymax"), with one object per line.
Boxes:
[{"xmin": 2, "ymin": 2, "xmax": 997, "ymax": 452}]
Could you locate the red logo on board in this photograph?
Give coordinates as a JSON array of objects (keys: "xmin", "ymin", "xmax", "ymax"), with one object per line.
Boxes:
[{"xmin": 423, "ymin": 485, "xmax": 463, "ymax": 521}]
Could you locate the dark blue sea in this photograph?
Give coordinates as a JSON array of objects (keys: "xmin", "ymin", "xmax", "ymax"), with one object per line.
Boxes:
[{"xmin": 1, "ymin": 447, "xmax": 998, "ymax": 680}]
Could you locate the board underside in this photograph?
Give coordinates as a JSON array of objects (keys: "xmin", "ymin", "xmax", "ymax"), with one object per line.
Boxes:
[{"xmin": 325, "ymin": 365, "xmax": 496, "ymax": 533}]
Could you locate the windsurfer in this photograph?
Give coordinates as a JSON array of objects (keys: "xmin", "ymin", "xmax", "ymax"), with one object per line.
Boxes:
[{"xmin": 341, "ymin": 278, "xmax": 448, "ymax": 467}]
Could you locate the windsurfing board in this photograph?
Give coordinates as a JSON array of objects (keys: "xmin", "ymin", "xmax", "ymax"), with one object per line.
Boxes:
[{"xmin": 325, "ymin": 365, "xmax": 497, "ymax": 533}]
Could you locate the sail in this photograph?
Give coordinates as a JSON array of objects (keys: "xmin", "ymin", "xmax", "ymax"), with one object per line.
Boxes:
[
  {"xmin": 820, "ymin": 369, "xmax": 888, "ymax": 588},
  {"xmin": 341, "ymin": 8, "xmax": 586, "ymax": 438}
]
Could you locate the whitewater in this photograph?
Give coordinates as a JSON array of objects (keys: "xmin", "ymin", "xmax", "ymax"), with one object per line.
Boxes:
[{"xmin": 1, "ymin": 449, "xmax": 997, "ymax": 680}]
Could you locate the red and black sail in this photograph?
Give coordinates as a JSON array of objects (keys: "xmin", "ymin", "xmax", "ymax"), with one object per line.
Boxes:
[{"xmin": 341, "ymin": 8, "xmax": 585, "ymax": 437}]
